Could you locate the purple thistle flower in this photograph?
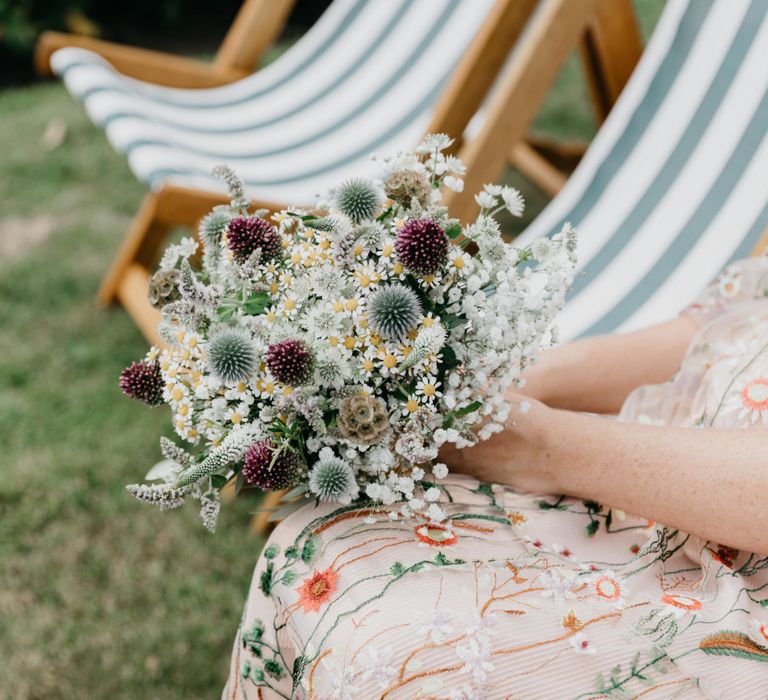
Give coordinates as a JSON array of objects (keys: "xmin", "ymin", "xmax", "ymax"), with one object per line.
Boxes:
[
  {"xmin": 242, "ymin": 440, "xmax": 302, "ymax": 490},
  {"xmin": 225, "ymin": 216, "xmax": 281, "ymax": 264},
  {"xmin": 395, "ymin": 218, "xmax": 449, "ymax": 275},
  {"xmin": 265, "ymin": 339, "xmax": 313, "ymax": 385},
  {"xmin": 119, "ymin": 360, "xmax": 164, "ymax": 406}
]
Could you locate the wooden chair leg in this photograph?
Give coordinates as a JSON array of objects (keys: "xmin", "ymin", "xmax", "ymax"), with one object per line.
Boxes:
[
  {"xmin": 509, "ymin": 141, "xmax": 568, "ymax": 197},
  {"xmin": 752, "ymin": 227, "xmax": 768, "ymax": 256},
  {"xmin": 580, "ymin": 0, "xmax": 644, "ymax": 124},
  {"xmin": 99, "ymin": 190, "xmax": 169, "ymax": 306}
]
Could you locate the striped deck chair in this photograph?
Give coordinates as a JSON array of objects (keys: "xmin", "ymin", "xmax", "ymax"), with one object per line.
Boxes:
[
  {"xmin": 451, "ymin": 0, "xmax": 768, "ymax": 341},
  {"xmin": 36, "ymin": 0, "xmax": 297, "ymax": 89},
  {"xmin": 46, "ymin": 0, "xmax": 519, "ymax": 344},
  {"xmin": 47, "ymin": 0, "xmax": 642, "ymax": 347}
]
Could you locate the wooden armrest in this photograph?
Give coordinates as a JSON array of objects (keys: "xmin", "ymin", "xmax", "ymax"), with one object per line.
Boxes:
[{"xmin": 34, "ymin": 31, "xmax": 248, "ymax": 88}]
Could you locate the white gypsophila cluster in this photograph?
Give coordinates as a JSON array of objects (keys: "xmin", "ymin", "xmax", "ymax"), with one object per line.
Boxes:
[{"xmin": 123, "ymin": 134, "xmax": 577, "ymax": 528}]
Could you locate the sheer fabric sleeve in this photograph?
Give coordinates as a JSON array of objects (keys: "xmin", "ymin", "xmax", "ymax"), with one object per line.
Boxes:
[{"xmin": 682, "ymin": 256, "xmax": 768, "ymax": 326}]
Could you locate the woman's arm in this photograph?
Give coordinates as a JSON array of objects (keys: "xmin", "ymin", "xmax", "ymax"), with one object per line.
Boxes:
[
  {"xmin": 442, "ymin": 397, "xmax": 768, "ymax": 553},
  {"xmin": 522, "ymin": 315, "xmax": 699, "ymax": 414}
]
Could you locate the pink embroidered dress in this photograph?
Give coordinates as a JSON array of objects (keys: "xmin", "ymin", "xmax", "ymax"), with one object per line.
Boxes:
[{"xmin": 223, "ymin": 258, "xmax": 768, "ymax": 699}]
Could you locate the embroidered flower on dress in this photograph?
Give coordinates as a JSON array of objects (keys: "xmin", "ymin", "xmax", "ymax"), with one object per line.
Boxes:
[
  {"xmin": 551, "ymin": 543, "xmax": 576, "ymax": 561},
  {"xmin": 414, "ymin": 522, "xmax": 458, "ymax": 547},
  {"xmin": 660, "ymin": 593, "xmax": 703, "ymax": 617},
  {"xmin": 416, "ymin": 608, "xmax": 455, "ymax": 644},
  {"xmin": 569, "ymin": 632, "xmax": 597, "ymax": 655},
  {"xmin": 590, "ymin": 569, "xmax": 628, "ymax": 609},
  {"xmin": 295, "ymin": 567, "xmax": 339, "ymax": 613},
  {"xmin": 748, "ymin": 617, "xmax": 768, "ymax": 646},
  {"xmin": 358, "ymin": 646, "xmax": 397, "ymax": 688},
  {"xmin": 738, "ymin": 377, "xmax": 768, "ymax": 424},
  {"xmin": 539, "ymin": 569, "xmax": 578, "ymax": 606}
]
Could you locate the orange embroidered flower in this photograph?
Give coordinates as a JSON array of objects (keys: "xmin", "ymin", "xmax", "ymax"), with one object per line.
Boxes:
[
  {"xmin": 295, "ymin": 567, "xmax": 339, "ymax": 613},
  {"xmin": 749, "ymin": 618, "xmax": 768, "ymax": 646},
  {"xmin": 508, "ymin": 511, "xmax": 527, "ymax": 526},
  {"xmin": 594, "ymin": 575, "xmax": 621, "ymax": 603},
  {"xmin": 661, "ymin": 593, "xmax": 702, "ymax": 617},
  {"xmin": 740, "ymin": 378, "xmax": 768, "ymax": 424},
  {"xmin": 414, "ymin": 523, "xmax": 458, "ymax": 547}
]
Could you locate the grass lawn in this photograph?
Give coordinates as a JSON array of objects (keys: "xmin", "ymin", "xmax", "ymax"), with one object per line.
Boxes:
[{"xmin": 0, "ymin": 3, "xmax": 661, "ymax": 697}]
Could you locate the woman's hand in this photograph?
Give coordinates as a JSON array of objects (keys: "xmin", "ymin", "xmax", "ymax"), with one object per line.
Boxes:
[
  {"xmin": 443, "ymin": 396, "xmax": 768, "ymax": 553},
  {"xmin": 438, "ymin": 393, "xmax": 561, "ymax": 494}
]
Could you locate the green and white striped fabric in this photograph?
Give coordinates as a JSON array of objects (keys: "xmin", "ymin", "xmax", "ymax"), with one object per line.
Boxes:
[
  {"xmin": 50, "ymin": 0, "xmax": 495, "ymax": 204},
  {"xmin": 514, "ymin": 0, "xmax": 768, "ymax": 339}
]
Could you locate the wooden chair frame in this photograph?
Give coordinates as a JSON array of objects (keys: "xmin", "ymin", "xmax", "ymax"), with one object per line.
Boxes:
[{"xmin": 35, "ymin": 0, "xmax": 297, "ymax": 88}]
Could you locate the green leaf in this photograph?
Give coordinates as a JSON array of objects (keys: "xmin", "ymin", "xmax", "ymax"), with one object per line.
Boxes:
[
  {"xmin": 441, "ymin": 314, "xmax": 464, "ymax": 330},
  {"xmin": 445, "ymin": 222, "xmax": 463, "ymax": 240},
  {"xmin": 292, "ymin": 656, "xmax": 307, "ymax": 686},
  {"xmin": 259, "ymin": 563, "xmax": 274, "ymax": 596},
  {"xmin": 242, "ymin": 291, "xmax": 270, "ymax": 315},
  {"xmin": 210, "ymin": 474, "xmax": 228, "ymax": 489},
  {"xmin": 284, "ymin": 546, "xmax": 299, "ymax": 560},
  {"xmin": 390, "ymin": 561, "xmax": 406, "ymax": 577},
  {"xmin": 454, "ymin": 400, "xmax": 482, "ymax": 417},
  {"xmin": 434, "ymin": 552, "xmax": 450, "ymax": 566},
  {"xmin": 264, "ymin": 658, "xmax": 284, "ymax": 679},
  {"xmin": 263, "ymin": 544, "xmax": 279, "ymax": 560},
  {"xmin": 440, "ymin": 344, "xmax": 461, "ymax": 371},
  {"xmin": 301, "ymin": 537, "xmax": 317, "ymax": 565},
  {"xmin": 699, "ymin": 631, "xmax": 768, "ymax": 662}
]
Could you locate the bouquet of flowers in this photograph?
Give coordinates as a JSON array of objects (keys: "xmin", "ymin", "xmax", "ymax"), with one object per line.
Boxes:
[{"xmin": 120, "ymin": 134, "xmax": 577, "ymax": 532}]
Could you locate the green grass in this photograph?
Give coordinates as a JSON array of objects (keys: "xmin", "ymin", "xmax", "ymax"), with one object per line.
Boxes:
[{"xmin": 0, "ymin": 3, "xmax": 662, "ymax": 696}]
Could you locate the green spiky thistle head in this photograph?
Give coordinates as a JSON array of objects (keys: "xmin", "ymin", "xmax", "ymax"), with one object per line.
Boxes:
[
  {"xmin": 206, "ymin": 328, "xmax": 257, "ymax": 384},
  {"xmin": 367, "ymin": 284, "xmax": 422, "ymax": 341},
  {"xmin": 308, "ymin": 456, "xmax": 357, "ymax": 504},
  {"xmin": 334, "ymin": 178, "xmax": 382, "ymax": 223}
]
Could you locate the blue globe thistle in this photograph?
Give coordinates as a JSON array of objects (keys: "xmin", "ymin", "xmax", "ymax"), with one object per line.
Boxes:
[
  {"xmin": 334, "ymin": 178, "xmax": 382, "ymax": 223},
  {"xmin": 309, "ymin": 455, "xmax": 358, "ymax": 504},
  {"xmin": 198, "ymin": 207, "xmax": 231, "ymax": 250},
  {"xmin": 207, "ymin": 328, "xmax": 257, "ymax": 384},
  {"xmin": 367, "ymin": 284, "xmax": 422, "ymax": 341}
]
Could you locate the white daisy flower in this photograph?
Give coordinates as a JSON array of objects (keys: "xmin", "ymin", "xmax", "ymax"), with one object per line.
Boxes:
[{"xmin": 569, "ymin": 632, "xmax": 597, "ymax": 655}]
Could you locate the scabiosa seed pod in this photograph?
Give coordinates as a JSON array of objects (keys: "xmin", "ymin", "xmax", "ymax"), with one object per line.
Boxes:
[
  {"xmin": 226, "ymin": 216, "xmax": 281, "ymax": 264},
  {"xmin": 309, "ymin": 456, "xmax": 358, "ymax": 504},
  {"xmin": 337, "ymin": 394, "xmax": 389, "ymax": 445},
  {"xmin": 395, "ymin": 218, "xmax": 449, "ymax": 275},
  {"xmin": 119, "ymin": 360, "xmax": 164, "ymax": 406},
  {"xmin": 207, "ymin": 328, "xmax": 257, "ymax": 384},
  {"xmin": 265, "ymin": 339, "xmax": 312, "ymax": 385},
  {"xmin": 147, "ymin": 268, "xmax": 181, "ymax": 309},
  {"xmin": 383, "ymin": 169, "xmax": 431, "ymax": 208},
  {"xmin": 367, "ymin": 284, "xmax": 422, "ymax": 341},
  {"xmin": 334, "ymin": 178, "xmax": 382, "ymax": 223},
  {"xmin": 242, "ymin": 440, "xmax": 303, "ymax": 490}
]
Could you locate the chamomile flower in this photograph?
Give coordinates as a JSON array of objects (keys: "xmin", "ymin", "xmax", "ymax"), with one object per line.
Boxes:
[
  {"xmin": 415, "ymin": 375, "xmax": 442, "ymax": 402},
  {"xmin": 402, "ymin": 395, "xmax": 420, "ymax": 416}
]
